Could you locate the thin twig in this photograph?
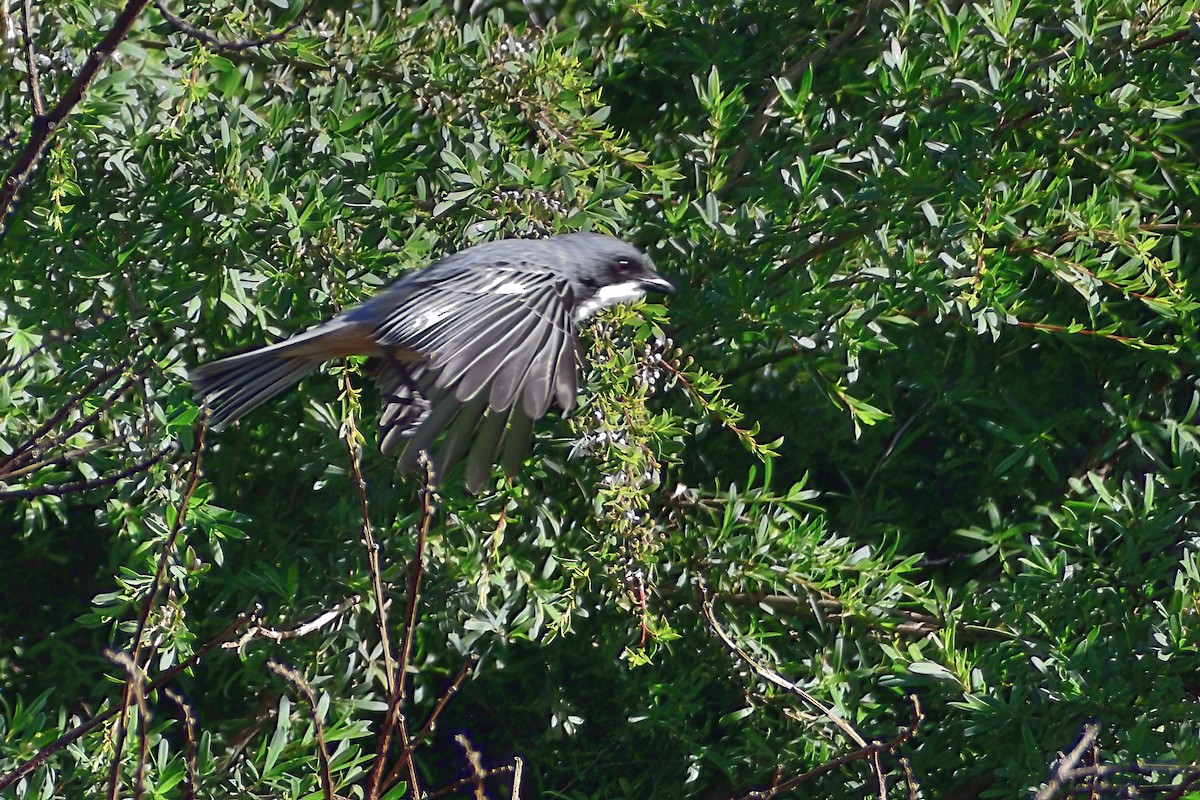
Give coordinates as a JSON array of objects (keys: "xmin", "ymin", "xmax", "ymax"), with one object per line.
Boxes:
[
  {"xmin": 106, "ymin": 424, "xmax": 206, "ymax": 800},
  {"xmin": 702, "ymin": 590, "xmax": 869, "ymax": 748},
  {"xmin": 414, "ymin": 653, "xmax": 480, "ymax": 747},
  {"xmin": 0, "ymin": 444, "xmax": 175, "ymax": 500},
  {"xmin": 724, "ymin": 3, "xmax": 880, "ymax": 185},
  {"xmin": 382, "ymin": 653, "xmax": 481, "ymax": 792},
  {"xmin": 103, "ymin": 648, "xmax": 153, "ymax": 800},
  {"xmin": 456, "ymin": 734, "xmax": 488, "ymax": 800},
  {"xmin": 370, "ymin": 454, "xmax": 438, "ymax": 800},
  {"xmin": 425, "ymin": 763, "xmax": 519, "ymax": 800},
  {"xmin": 0, "ymin": 0, "xmax": 154, "ymax": 232},
  {"xmin": 21, "ymin": 0, "xmax": 44, "ymax": 116},
  {"xmin": 0, "ymin": 360, "xmax": 129, "ymax": 476},
  {"xmin": 1033, "ymin": 721, "xmax": 1103, "ymax": 800},
  {"xmin": 0, "ymin": 614, "xmax": 250, "ymax": 793},
  {"xmin": 268, "ymin": 661, "xmax": 335, "ymax": 800},
  {"xmin": 153, "ymin": 0, "xmax": 316, "ymax": 53},
  {"xmin": 734, "ymin": 695, "xmax": 923, "ymax": 800},
  {"xmin": 224, "ymin": 596, "xmax": 360, "ymax": 651},
  {"xmin": 344, "ymin": 394, "xmax": 397, "ymax": 695},
  {"xmin": 163, "ymin": 688, "xmax": 199, "ymax": 800}
]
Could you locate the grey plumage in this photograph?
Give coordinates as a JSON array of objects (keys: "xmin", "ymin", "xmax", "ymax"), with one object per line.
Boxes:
[{"xmin": 190, "ymin": 232, "xmax": 675, "ymax": 491}]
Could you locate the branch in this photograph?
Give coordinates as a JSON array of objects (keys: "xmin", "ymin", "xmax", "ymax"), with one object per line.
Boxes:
[
  {"xmin": 106, "ymin": 423, "xmax": 206, "ymax": 800},
  {"xmin": 223, "ymin": 596, "xmax": 361, "ymax": 651},
  {"xmin": 701, "ymin": 590, "xmax": 869, "ymax": 748},
  {"xmin": 370, "ymin": 454, "xmax": 438, "ymax": 800},
  {"xmin": 268, "ymin": 661, "xmax": 335, "ymax": 800},
  {"xmin": 0, "ymin": 444, "xmax": 176, "ymax": 500},
  {"xmin": 734, "ymin": 695, "xmax": 924, "ymax": 800},
  {"xmin": 0, "ymin": 614, "xmax": 250, "ymax": 793},
  {"xmin": 163, "ymin": 689, "xmax": 199, "ymax": 800},
  {"xmin": 0, "ymin": 0, "xmax": 154, "ymax": 232},
  {"xmin": 21, "ymin": 0, "xmax": 44, "ymax": 116},
  {"xmin": 152, "ymin": 0, "xmax": 316, "ymax": 53},
  {"xmin": 1033, "ymin": 721, "xmax": 1102, "ymax": 800},
  {"xmin": 724, "ymin": 2, "xmax": 881, "ymax": 186}
]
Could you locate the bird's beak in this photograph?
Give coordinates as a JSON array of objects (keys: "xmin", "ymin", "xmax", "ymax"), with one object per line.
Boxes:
[{"xmin": 639, "ymin": 270, "xmax": 676, "ymax": 295}]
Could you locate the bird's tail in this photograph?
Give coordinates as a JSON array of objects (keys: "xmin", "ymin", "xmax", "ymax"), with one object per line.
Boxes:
[{"xmin": 190, "ymin": 347, "xmax": 323, "ymax": 431}]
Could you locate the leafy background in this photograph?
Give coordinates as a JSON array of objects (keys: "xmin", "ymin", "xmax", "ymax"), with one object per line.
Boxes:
[{"xmin": 1, "ymin": 0, "xmax": 1199, "ymax": 798}]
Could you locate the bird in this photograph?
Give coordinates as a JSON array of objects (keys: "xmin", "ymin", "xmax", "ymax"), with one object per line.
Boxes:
[{"xmin": 190, "ymin": 232, "xmax": 676, "ymax": 491}]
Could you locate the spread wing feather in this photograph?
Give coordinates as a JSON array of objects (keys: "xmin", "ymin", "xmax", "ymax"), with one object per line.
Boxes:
[{"xmin": 365, "ymin": 266, "xmax": 579, "ymax": 488}]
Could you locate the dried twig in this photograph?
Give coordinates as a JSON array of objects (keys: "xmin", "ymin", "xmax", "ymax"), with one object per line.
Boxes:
[
  {"xmin": 153, "ymin": 0, "xmax": 316, "ymax": 53},
  {"xmin": 456, "ymin": 734, "xmax": 488, "ymax": 800},
  {"xmin": 268, "ymin": 661, "xmax": 335, "ymax": 800},
  {"xmin": 223, "ymin": 596, "xmax": 360, "ymax": 651}
]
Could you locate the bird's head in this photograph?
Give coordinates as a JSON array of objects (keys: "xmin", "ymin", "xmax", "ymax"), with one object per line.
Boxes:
[{"xmin": 562, "ymin": 233, "xmax": 676, "ymax": 321}]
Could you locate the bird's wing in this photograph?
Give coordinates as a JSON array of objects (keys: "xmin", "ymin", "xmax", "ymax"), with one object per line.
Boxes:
[
  {"xmin": 367, "ymin": 266, "xmax": 580, "ymax": 488},
  {"xmin": 364, "ymin": 266, "xmax": 580, "ymax": 415}
]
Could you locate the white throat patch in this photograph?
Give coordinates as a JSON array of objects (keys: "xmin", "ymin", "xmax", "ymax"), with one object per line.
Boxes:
[{"xmin": 573, "ymin": 280, "xmax": 647, "ymax": 322}]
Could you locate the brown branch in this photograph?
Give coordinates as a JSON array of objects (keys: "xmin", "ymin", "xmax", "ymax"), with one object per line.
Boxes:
[
  {"xmin": 0, "ymin": 0, "xmax": 154, "ymax": 232},
  {"xmin": 425, "ymin": 761, "xmax": 524, "ymax": 800},
  {"xmin": 1033, "ymin": 721, "xmax": 1102, "ymax": 800},
  {"xmin": 103, "ymin": 648, "xmax": 153, "ymax": 800},
  {"xmin": 733, "ymin": 695, "xmax": 924, "ymax": 800},
  {"xmin": 456, "ymin": 734, "xmax": 488, "ymax": 800},
  {"xmin": 0, "ymin": 360, "xmax": 129, "ymax": 476},
  {"xmin": 414, "ymin": 653, "xmax": 479, "ymax": 747},
  {"xmin": 21, "ymin": 0, "xmax": 44, "ymax": 116},
  {"xmin": 370, "ymin": 454, "xmax": 438, "ymax": 800},
  {"xmin": 0, "ymin": 613, "xmax": 250, "ymax": 793},
  {"xmin": 1134, "ymin": 13, "xmax": 1199, "ymax": 53},
  {"xmin": 341, "ymin": 385, "xmax": 398, "ymax": 695},
  {"xmin": 0, "ymin": 443, "xmax": 176, "ymax": 500},
  {"xmin": 106, "ymin": 423, "xmax": 206, "ymax": 800},
  {"xmin": 382, "ymin": 652, "xmax": 481, "ymax": 792},
  {"xmin": 153, "ymin": 0, "xmax": 315, "ymax": 53},
  {"xmin": 267, "ymin": 661, "xmax": 335, "ymax": 800}
]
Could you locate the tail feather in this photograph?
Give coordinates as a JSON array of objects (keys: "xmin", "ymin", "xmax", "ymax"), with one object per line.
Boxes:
[{"xmin": 191, "ymin": 351, "xmax": 322, "ymax": 430}]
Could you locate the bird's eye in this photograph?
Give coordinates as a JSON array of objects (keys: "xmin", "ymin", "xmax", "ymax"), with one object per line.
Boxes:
[{"xmin": 614, "ymin": 258, "xmax": 635, "ymax": 274}]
